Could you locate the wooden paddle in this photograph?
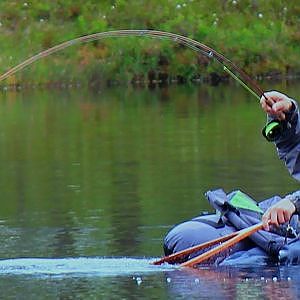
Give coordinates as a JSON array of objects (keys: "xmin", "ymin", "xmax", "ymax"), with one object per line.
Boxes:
[
  {"xmin": 152, "ymin": 222, "xmax": 264, "ymax": 266},
  {"xmin": 181, "ymin": 222, "xmax": 264, "ymax": 267},
  {"xmin": 152, "ymin": 230, "xmax": 238, "ymax": 265}
]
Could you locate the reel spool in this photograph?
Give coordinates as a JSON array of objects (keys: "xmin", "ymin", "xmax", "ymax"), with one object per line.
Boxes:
[{"xmin": 262, "ymin": 120, "xmax": 283, "ymax": 142}]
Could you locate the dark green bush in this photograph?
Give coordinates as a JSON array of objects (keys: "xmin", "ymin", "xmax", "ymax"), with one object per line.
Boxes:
[{"xmin": 0, "ymin": 0, "xmax": 299, "ymax": 84}]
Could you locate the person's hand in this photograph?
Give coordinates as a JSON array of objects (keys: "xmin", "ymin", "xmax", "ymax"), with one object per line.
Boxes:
[
  {"xmin": 262, "ymin": 197, "xmax": 296, "ymax": 231},
  {"xmin": 260, "ymin": 91, "xmax": 293, "ymax": 121}
]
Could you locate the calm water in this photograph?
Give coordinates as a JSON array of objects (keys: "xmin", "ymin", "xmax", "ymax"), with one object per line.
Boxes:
[{"xmin": 0, "ymin": 82, "xmax": 300, "ymax": 299}]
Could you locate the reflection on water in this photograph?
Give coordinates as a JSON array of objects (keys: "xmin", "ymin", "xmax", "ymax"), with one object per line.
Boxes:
[
  {"xmin": 0, "ymin": 82, "xmax": 299, "ymax": 298},
  {"xmin": 165, "ymin": 265, "xmax": 300, "ymax": 300}
]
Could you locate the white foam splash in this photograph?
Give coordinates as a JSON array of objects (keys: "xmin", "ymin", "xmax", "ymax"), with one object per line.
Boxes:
[{"xmin": 0, "ymin": 257, "xmax": 174, "ymax": 277}]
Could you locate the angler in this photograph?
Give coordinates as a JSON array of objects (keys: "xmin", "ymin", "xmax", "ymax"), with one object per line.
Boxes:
[{"xmin": 163, "ymin": 91, "xmax": 300, "ymax": 266}]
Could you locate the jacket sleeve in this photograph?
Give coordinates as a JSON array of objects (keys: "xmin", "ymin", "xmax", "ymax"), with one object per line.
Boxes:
[{"xmin": 270, "ymin": 101, "xmax": 300, "ymax": 181}]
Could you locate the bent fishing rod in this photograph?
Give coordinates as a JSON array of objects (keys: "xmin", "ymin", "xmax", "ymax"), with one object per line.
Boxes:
[{"xmin": 0, "ymin": 29, "xmax": 280, "ymax": 140}]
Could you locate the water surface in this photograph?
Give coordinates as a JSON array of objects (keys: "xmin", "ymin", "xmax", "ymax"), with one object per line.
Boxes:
[{"xmin": 0, "ymin": 81, "xmax": 299, "ymax": 299}]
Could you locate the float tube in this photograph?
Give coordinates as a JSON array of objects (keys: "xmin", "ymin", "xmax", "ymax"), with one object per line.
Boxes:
[{"xmin": 163, "ymin": 189, "xmax": 300, "ymax": 265}]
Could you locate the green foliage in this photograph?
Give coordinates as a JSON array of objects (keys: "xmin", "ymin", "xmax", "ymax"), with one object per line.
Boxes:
[{"xmin": 0, "ymin": 0, "xmax": 300, "ymax": 84}]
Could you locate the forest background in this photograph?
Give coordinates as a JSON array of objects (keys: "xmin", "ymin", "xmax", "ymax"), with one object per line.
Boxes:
[{"xmin": 0, "ymin": 0, "xmax": 299, "ymax": 86}]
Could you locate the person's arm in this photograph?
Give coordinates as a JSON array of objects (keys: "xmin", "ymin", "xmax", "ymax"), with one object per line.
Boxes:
[
  {"xmin": 260, "ymin": 91, "xmax": 300, "ymax": 180},
  {"xmin": 260, "ymin": 91, "xmax": 300, "ymax": 230}
]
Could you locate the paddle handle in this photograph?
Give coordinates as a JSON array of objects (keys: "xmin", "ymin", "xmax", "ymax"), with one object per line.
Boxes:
[{"xmin": 180, "ymin": 222, "xmax": 264, "ymax": 267}]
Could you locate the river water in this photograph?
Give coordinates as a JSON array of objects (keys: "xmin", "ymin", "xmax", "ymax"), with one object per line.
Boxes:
[{"xmin": 0, "ymin": 81, "xmax": 299, "ymax": 299}]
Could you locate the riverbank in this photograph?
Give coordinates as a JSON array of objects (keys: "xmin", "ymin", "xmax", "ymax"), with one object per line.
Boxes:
[
  {"xmin": 2, "ymin": 74, "xmax": 300, "ymax": 95},
  {"xmin": 0, "ymin": 1, "xmax": 299, "ymax": 85}
]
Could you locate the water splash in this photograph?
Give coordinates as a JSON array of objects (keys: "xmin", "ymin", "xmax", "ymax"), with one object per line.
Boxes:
[{"xmin": 0, "ymin": 257, "xmax": 174, "ymax": 277}]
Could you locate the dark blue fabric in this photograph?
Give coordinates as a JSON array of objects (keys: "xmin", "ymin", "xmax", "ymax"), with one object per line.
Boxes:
[
  {"xmin": 279, "ymin": 239, "xmax": 300, "ymax": 265},
  {"xmin": 220, "ymin": 247, "xmax": 269, "ymax": 266},
  {"xmin": 269, "ymin": 100, "xmax": 300, "ymax": 181}
]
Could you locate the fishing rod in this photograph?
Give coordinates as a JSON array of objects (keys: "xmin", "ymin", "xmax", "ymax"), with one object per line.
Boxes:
[{"xmin": 0, "ymin": 29, "xmax": 280, "ymax": 140}]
